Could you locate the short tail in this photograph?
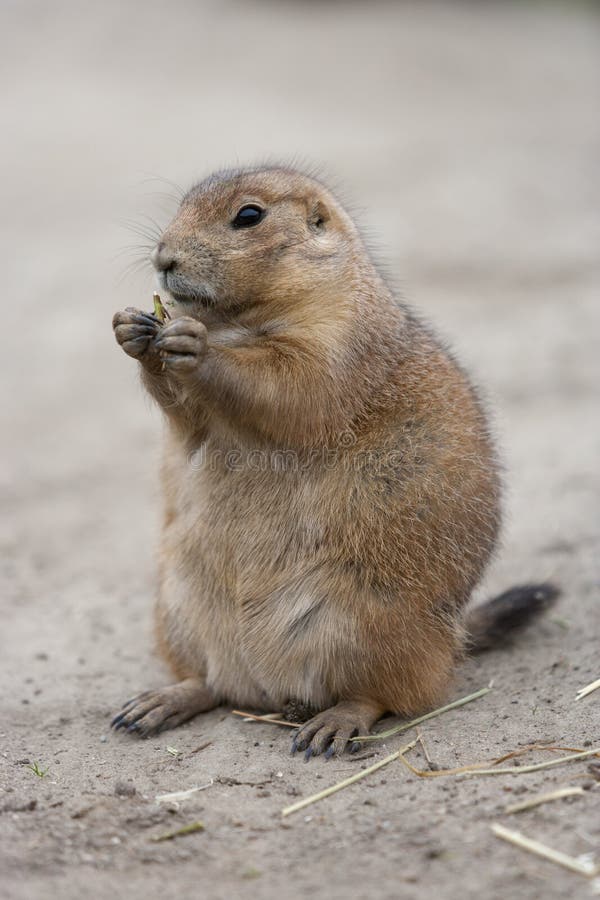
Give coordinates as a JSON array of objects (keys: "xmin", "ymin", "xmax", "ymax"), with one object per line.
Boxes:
[{"xmin": 466, "ymin": 583, "xmax": 560, "ymax": 653}]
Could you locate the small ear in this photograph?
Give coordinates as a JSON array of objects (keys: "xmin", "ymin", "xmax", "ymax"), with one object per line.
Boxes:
[{"xmin": 308, "ymin": 199, "xmax": 330, "ymax": 232}]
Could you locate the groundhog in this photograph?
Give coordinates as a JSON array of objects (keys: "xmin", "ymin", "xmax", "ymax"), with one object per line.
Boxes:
[{"xmin": 111, "ymin": 165, "xmax": 556, "ymax": 758}]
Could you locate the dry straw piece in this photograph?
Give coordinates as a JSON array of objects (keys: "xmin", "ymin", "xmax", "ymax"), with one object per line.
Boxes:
[
  {"xmin": 504, "ymin": 786, "xmax": 585, "ymax": 814},
  {"xmin": 576, "ymin": 677, "xmax": 600, "ymax": 700},
  {"xmin": 491, "ymin": 823, "xmax": 599, "ymax": 878},
  {"xmin": 397, "ymin": 745, "xmax": 600, "ymax": 780},
  {"xmin": 231, "ymin": 710, "xmax": 296, "ymax": 728},
  {"xmin": 458, "ymin": 747, "xmax": 600, "ymax": 778},
  {"xmin": 155, "ymin": 780, "xmax": 214, "ymax": 805},
  {"xmin": 281, "ymin": 739, "xmax": 417, "ymax": 817},
  {"xmin": 353, "ymin": 686, "xmax": 492, "ymax": 743}
]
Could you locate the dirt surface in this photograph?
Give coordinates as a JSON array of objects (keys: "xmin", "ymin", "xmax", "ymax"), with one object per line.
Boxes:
[{"xmin": 1, "ymin": 1, "xmax": 599, "ymax": 898}]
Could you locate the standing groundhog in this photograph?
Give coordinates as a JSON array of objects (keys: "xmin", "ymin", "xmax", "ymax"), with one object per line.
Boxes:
[{"xmin": 111, "ymin": 165, "xmax": 556, "ymax": 758}]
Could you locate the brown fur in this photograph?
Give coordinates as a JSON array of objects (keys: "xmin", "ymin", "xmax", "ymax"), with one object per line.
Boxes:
[{"xmin": 111, "ymin": 166, "xmax": 502, "ymax": 753}]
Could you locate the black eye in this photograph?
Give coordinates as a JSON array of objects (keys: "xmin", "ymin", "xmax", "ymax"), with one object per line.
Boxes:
[{"xmin": 232, "ymin": 204, "xmax": 265, "ymax": 229}]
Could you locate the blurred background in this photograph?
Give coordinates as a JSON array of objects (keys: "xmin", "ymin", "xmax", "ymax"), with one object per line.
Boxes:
[
  {"xmin": 1, "ymin": 0, "xmax": 599, "ymax": 691},
  {"xmin": 1, "ymin": 2, "xmax": 599, "ymax": 896}
]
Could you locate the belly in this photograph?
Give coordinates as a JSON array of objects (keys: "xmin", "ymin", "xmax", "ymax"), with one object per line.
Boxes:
[{"xmin": 157, "ymin": 447, "xmax": 341, "ymax": 708}]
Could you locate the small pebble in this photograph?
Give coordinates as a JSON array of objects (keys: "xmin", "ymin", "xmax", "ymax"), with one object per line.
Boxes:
[{"xmin": 114, "ymin": 781, "xmax": 136, "ymax": 797}]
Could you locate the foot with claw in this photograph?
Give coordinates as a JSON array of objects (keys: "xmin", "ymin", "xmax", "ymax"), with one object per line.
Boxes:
[
  {"xmin": 111, "ymin": 677, "xmax": 215, "ymax": 737},
  {"xmin": 290, "ymin": 699, "xmax": 384, "ymax": 761}
]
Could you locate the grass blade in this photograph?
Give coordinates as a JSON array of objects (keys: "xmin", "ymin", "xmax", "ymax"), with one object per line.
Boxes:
[{"xmin": 152, "ymin": 821, "xmax": 205, "ymax": 842}]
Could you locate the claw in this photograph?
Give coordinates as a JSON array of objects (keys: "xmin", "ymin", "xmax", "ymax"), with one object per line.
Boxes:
[
  {"xmin": 124, "ymin": 307, "xmax": 161, "ymax": 326},
  {"xmin": 292, "ymin": 732, "xmax": 309, "ymax": 754},
  {"xmin": 289, "ymin": 703, "xmax": 381, "ymax": 762},
  {"xmin": 110, "ymin": 680, "xmax": 214, "ymax": 740},
  {"xmin": 120, "ymin": 691, "xmax": 151, "ymax": 712}
]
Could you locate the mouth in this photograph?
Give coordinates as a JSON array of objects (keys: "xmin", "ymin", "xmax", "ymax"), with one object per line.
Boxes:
[{"xmin": 160, "ymin": 272, "xmax": 217, "ymax": 307}]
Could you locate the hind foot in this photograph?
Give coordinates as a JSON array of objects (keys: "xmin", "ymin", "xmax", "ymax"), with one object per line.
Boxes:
[
  {"xmin": 111, "ymin": 677, "xmax": 216, "ymax": 737},
  {"xmin": 291, "ymin": 699, "xmax": 385, "ymax": 761}
]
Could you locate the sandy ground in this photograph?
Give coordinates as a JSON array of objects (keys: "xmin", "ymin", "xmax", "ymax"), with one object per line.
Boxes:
[{"xmin": 1, "ymin": 1, "xmax": 599, "ymax": 898}]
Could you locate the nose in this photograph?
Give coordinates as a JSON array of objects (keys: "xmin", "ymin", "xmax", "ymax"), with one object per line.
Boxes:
[{"xmin": 151, "ymin": 241, "xmax": 175, "ymax": 272}]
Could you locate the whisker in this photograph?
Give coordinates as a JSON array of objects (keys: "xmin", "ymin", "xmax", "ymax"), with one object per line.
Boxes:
[
  {"xmin": 138, "ymin": 213, "xmax": 166, "ymax": 236},
  {"xmin": 138, "ymin": 173, "xmax": 186, "ymax": 203},
  {"xmin": 142, "ymin": 190, "xmax": 183, "ymax": 208},
  {"xmin": 116, "ymin": 256, "xmax": 154, "ymax": 286},
  {"xmin": 112, "ymin": 243, "xmax": 154, "ymax": 260},
  {"xmin": 118, "ymin": 218, "xmax": 162, "ymax": 244}
]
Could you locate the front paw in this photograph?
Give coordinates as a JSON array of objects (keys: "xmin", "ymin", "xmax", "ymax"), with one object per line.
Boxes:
[
  {"xmin": 113, "ymin": 307, "xmax": 161, "ymax": 361},
  {"xmin": 154, "ymin": 317, "xmax": 208, "ymax": 375}
]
